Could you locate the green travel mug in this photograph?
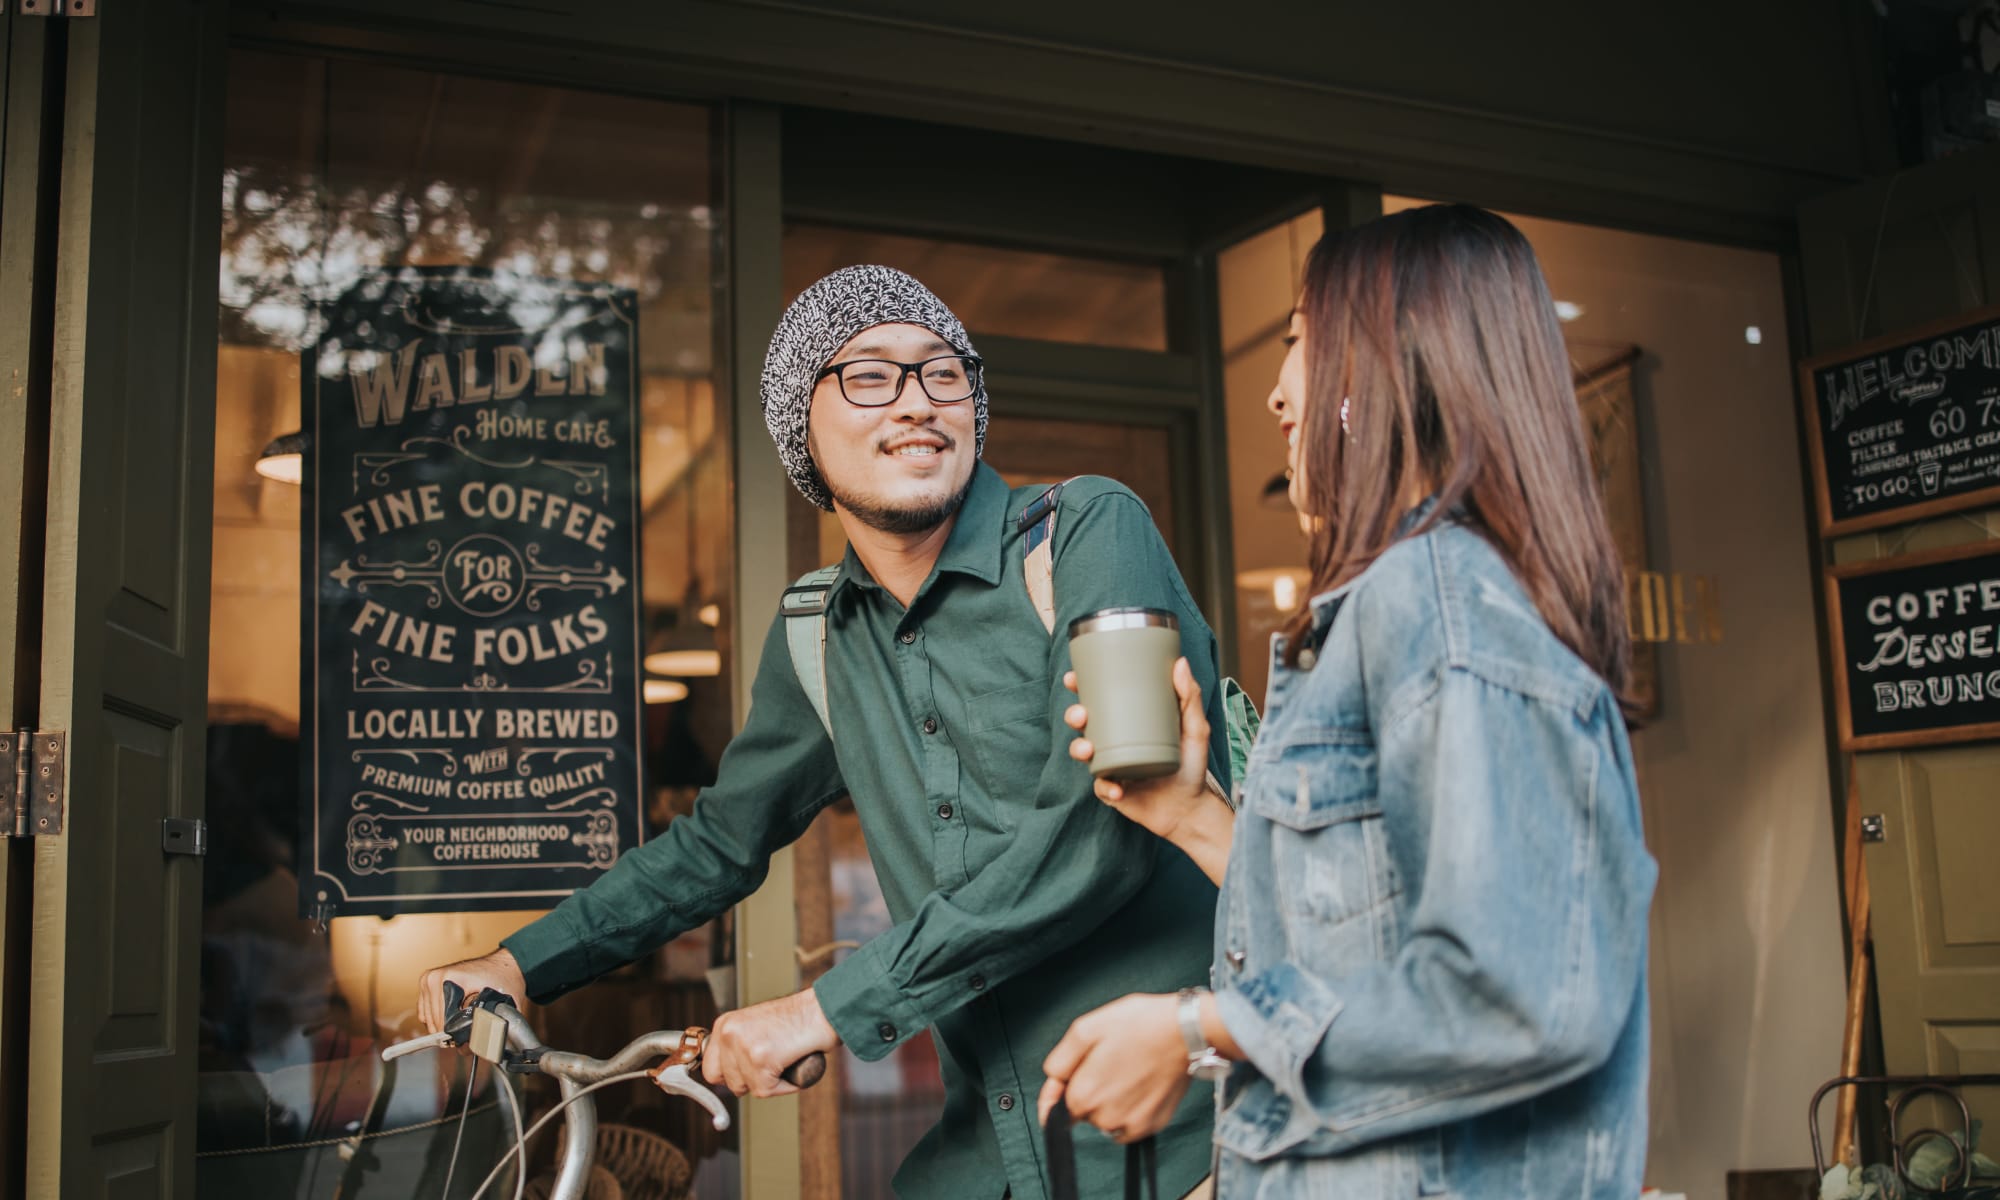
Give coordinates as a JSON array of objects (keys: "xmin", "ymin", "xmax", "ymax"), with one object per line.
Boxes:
[{"xmin": 1068, "ymin": 607, "xmax": 1182, "ymax": 779}]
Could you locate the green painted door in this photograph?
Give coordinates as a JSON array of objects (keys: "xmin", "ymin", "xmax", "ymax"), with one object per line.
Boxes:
[
  {"xmin": 19, "ymin": 3, "xmax": 225, "ymax": 1195},
  {"xmin": 1798, "ymin": 144, "xmax": 2000, "ymax": 1145}
]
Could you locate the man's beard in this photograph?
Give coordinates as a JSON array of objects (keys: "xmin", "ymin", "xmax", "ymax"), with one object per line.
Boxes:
[{"xmin": 825, "ymin": 468, "xmax": 975, "ymax": 535}]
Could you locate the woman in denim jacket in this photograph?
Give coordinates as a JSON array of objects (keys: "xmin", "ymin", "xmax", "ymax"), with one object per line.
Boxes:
[{"xmin": 1039, "ymin": 204, "xmax": 1657, "ymax": 1199}]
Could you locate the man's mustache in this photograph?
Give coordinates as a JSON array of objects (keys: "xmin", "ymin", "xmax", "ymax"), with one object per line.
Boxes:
[{"xmin": 877, "ymin": 430, "xmax": 957, "ymax": 453}]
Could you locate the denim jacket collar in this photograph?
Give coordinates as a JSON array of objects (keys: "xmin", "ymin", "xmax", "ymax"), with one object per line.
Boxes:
[{"xmin": 1292, "ymin": 497, "xmax": 1450, "ymax": 652}]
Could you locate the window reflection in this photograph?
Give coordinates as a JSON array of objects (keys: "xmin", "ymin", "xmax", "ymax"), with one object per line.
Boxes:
[
  {"xmin": 784, "ymin": 223, "xmax": 1170, "ymax": 351},
  {"xmin": 205, "ymin": 51, "xmax": 733, "ymax": 1199},
  {"xmin": 1218, "ymin": 209, "xmax": 1321, "ymax": 708}
]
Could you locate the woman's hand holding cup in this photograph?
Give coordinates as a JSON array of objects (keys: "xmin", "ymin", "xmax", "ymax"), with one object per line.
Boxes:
[{"xmin": 1065, "ymin": 656, "xmax": 1214, "ymax": 843}]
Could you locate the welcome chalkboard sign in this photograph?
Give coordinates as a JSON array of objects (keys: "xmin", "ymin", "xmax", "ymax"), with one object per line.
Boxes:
[
  {"xmin": 1826, "ymin": 541, "xmax": 2000, "ymax": 751},
  {"xmin": 1800, "ymin": 304, "xmax": 2000, "ymax": 536},
  {"xmin": 299, "ymin": 267, "xmax": 645, "ymax": 918}
]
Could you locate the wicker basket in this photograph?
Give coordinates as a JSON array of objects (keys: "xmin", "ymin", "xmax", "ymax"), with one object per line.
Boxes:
[
  {"xmin": 522, "ymin": 1163, "xmax": 623, "ymax": 1200},
  {"xmin": 595, "ymin": 1123, "xmax": 693, "ymax": 1200},
  {"xmin": 550, "ymin": 1122, "xmax": 692, "ymax": 1200}
]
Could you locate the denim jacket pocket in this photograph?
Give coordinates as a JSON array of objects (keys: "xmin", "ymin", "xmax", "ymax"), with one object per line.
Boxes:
[{"xmin": 1243, "ymin": 739, "xmax": 1396, "ymax": 937}]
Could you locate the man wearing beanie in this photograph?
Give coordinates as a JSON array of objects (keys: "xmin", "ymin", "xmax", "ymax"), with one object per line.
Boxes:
[{"xmin": 419, "ymin": 266, "xmax": 1227, "ymax": 1199}]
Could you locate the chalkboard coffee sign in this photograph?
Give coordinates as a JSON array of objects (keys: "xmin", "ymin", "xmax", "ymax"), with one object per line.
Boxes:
[
  {"xmin": 1800, "ymin": 304, "xmax": 2000, "ymax": 536},
  {"xmin": 1825, "ymin": 540, "xmax": 2000, "ymax": 751},
  {"xmin": 299, "ymin": 267, "xmax": 646, "ymax": 918}
]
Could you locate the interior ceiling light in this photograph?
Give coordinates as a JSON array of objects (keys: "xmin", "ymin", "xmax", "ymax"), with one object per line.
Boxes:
[
  {"xmin": 643, "ymin": 677, "xmax": 689, "ymax": 704},
  {"xmin": 1236, "ymin": 565, "xmax": 1311, "ymax": 613},
  {"xmin": 643, "ymin": 648, "xmax": 722, "ymax": 677},
  {"xmin": 1553, "ymin": 301, "xmax": 1584, "ymax": 322},
  {"xmin": 255, "ymin": 431, "xmax": 306, "ymax": 485},
  {"xmin": 645, "ymin": 582, "xmax": 723, "ymax": 678}
]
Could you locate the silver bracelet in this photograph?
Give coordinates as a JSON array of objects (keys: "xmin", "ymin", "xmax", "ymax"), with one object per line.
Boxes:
[{"xmin": 1176, "ymin": 987, "xmax": 1229, "ymax": 1081}]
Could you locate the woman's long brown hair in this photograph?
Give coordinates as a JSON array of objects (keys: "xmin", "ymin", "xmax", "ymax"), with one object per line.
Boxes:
[{"xmin": 1279, "ymin": 204, "xmax": 1633, "ymax": 713}]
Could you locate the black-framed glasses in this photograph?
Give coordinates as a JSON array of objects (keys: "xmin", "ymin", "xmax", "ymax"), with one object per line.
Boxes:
[{"xmin": 815, "ymin": 354, "xmax": 983, "ymax": 407}]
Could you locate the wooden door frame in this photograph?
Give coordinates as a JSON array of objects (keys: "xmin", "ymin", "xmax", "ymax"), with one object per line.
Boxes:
[
  {"xmin": 723, "ymin": 99, "xmax": 807, "ymax": 1200},
  {"xmin": 0, "ymin": 11, "xmax": 63, "ymax": 1196}
]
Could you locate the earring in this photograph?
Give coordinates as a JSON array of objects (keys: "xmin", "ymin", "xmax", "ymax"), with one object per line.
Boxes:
[{"xmin": 1339, "ymin": 396, "xmax": 1352, "ymax": 435}]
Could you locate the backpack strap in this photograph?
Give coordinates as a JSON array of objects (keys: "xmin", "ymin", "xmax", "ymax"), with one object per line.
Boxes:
[
  {"xmin": 782, "ymin": 565, "xmax": 842, "ymax": 737},
  {"xmin": 1015, "ymin": 477, "xmax": 1253, "ymax": 806},
  {"xmin": 1016, "ymin": 478, "xmax": 1078, "ymax": 635}
]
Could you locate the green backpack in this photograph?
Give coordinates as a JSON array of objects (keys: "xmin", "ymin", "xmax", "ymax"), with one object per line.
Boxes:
[{"xmin": 779, "ymin": 479, "xmax": 1260, "ymax": 800}]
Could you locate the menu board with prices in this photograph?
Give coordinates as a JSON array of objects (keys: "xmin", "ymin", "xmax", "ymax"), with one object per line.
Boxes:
[{"xmin": 1801, "ymin": 305, "xmax": 2000, "ymax": 536}]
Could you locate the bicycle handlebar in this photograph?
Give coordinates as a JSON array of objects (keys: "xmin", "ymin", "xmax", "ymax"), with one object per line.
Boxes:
[{"xmin": 378, "ymin": 990, "xmax": 827, "ymax": 1200}]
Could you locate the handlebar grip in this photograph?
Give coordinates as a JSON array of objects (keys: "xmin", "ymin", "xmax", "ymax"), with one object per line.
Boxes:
[{"xmin": 780, "ymin": 1052, "xmax": 828, "ymax": 1089}]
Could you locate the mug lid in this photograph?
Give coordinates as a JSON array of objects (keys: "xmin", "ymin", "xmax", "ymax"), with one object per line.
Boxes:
[{"xmin": 1067, "ymin": 606, "xmax": 1180, "ymax": 638}]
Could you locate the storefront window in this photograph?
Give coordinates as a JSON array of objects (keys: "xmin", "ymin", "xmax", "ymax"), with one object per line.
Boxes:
[
  {"xmin": 204, "ymin": 51, "xmax": 735, "ymax": 1198},
  {"xmin": 784, "ymin": 223, "xmax": 1170, "ymax": 351},
  {"xmin": 1217, "ymin": 209, "xmax": 1322, "ymax": 707}
]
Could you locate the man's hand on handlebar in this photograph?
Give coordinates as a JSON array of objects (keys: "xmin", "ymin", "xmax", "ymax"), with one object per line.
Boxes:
[
  {"xmin": 702, "ymin": 988, "xmax": 841, "ymax": 1098},
  {"xmin": 418, "ymin": 947, "xmax": 528, "ymax": 1036}
]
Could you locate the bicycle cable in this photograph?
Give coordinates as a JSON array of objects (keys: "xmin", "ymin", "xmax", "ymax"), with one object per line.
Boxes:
[
  {"xmin": 438, "ymin": 1052, "xmax": 480, "ymax": 1200},
  {"xmin": 463, "ymin": 1070, "xmax": 653, "ymax": 1200}
]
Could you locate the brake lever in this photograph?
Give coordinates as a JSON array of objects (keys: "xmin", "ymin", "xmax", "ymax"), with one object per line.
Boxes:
[
  {"xmin": 647, "ymin": 1028, "xmax": 827, "ymax": 1131},
  {"xmin": 437, "ymin": 981, "xmax": 518, "ymax": 1049},
  {"xmin": 651, "ymin": 1061, "xmax": 733, "ymax": 1132},
  {"xmin": 650, "ymin": 1029, "xmax": 730, "ymax": 1131},
  {"xmin": 440, "ymin": 980, "xmax": 473, "ymax": 1044}
]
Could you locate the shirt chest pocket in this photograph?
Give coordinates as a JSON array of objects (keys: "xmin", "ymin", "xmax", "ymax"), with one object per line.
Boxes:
[
  {"xmin": 961, "ymin": 676, "xmax": 1052, "ymax": 785},
  {"xmin": 1243, "ymin": 737, "xmax": 1397, "ymax": 937}
]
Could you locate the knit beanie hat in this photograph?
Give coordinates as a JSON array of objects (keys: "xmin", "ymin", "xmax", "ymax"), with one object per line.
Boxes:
[{"xmin": 760, "ymin": 265, "xmax": 986, "ymax": 511}]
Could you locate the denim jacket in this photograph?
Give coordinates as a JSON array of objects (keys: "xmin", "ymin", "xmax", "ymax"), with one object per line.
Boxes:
[{"xmin": 1210, "ymin": 517, "xmax": 1656, "ymax": 1199}]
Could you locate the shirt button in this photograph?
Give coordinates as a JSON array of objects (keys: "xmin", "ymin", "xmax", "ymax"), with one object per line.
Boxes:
[
  {"xmin": 1227, "ymin": 949, "xmax": 1247, "ymax": 972},
  {"xmin": 937, "ymin": 803, "xmax": 954, "ymax": 820},
  {"xmin": 899, "ymin": 630, "xmax": 916, "ymax": 644},
  {"xmin": 969, "ymin": 973, "xmax": 986, "ymax": 991},
  {"xmin": 921, "ymin": 717, "xmax": 938, "ymax": 735},
  {"xmin": 1299, "ymin": 648, "xmax": 1318, "ymax": 670},
  {"xmin": 997, "ymin": 1093, "xmax": 1015, "ymax": 1112},
  {"xmin": 878, "ymin": 1023, "xmax": 897, "ymax": 1043}
]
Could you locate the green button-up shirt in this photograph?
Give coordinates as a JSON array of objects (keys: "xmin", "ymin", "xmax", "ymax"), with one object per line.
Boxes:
[{"xmin": 504, "ymin": 464, "xmax": 1225, "ymax": 1199}]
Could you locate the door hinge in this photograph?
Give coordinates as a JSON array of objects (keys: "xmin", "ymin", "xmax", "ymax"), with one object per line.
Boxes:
[
  {"xmin": 17, "ymin": 0, "xmax": 97, "ymax": 16},
  {"xmin": 0, "ymin": 730, "xmax": 66, "ymax": 838},
  {"xmin": 161, "ymin": 818, "xmax": 207, "ymax": 857}
]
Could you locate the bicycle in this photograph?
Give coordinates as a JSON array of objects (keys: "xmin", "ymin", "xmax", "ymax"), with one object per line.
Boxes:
[{"xmin": 379, "ymin": 983, "xmax": 826, "ymax": 1200}]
